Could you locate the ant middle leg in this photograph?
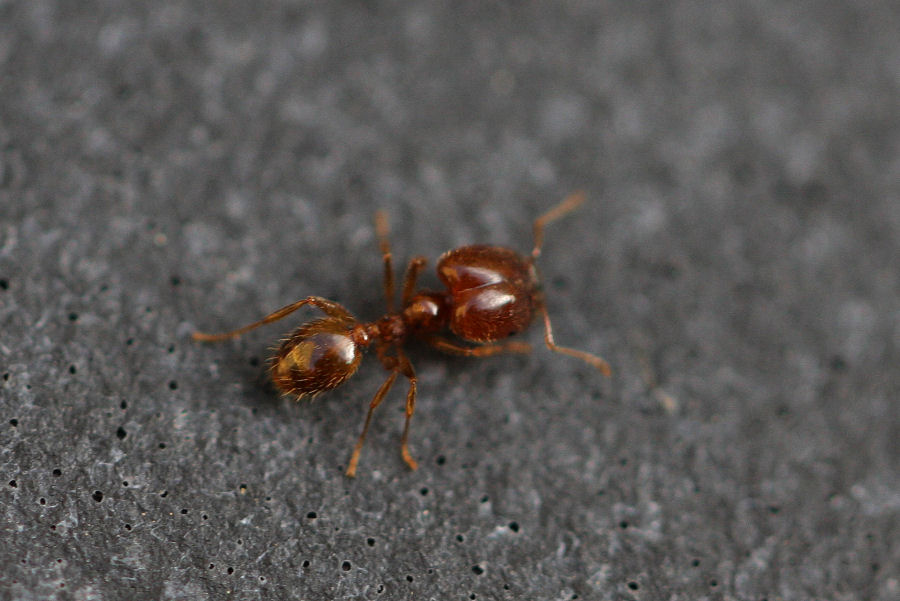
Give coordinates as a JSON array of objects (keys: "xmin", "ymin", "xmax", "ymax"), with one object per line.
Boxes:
[
  {"xmin": 375, "ymin": 210, "xmax": 396, "ymax": 312},
  {"xmin": 426, "ymin": 336, "xmax": 532, "ymax": 357},
  {"xmin": 375, "ymin": 213, "xmax": 429, "ymax": 310},
  {"xmin": 192, "ymin": 296, "xmax": 355, "ymax": 342}
]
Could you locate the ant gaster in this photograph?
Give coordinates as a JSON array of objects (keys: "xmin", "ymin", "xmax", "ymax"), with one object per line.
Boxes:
[{"xmin": 192, "ymin": 192, "xmax": 610, "ymax": 477}]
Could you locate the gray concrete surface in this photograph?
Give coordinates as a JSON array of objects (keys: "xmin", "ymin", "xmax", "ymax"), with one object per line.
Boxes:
[{"xmin": 1, "ymin": 1, "xmax": 898, "ymax": 599}]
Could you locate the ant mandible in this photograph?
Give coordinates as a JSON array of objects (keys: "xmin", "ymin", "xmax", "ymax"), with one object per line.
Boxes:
[{"xmin": 192, "ymin": 191, "xmax": 610, "ymax": 477}]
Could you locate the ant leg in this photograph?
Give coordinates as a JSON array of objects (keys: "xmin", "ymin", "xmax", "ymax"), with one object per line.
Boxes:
[
  {"xmin": 401, "ymin": 256, "xmax": 428, "ymax": 305},
  {"xmin": 395, "ymin": 349, "xmax": 419, "ymax": 471},
  {"xmin": 530, "ymin": 192, "xmax": 609, "ymax": 374},
  {"xmin": 346, "ymin": 370, "xmax": 399, "ymax": 478},
  {"xmin": 374, "ymin": 340, "xmax": 396, "ymax": 373},
  {"xmin": 537, "ymin": 301, "xmax": 611, "ymax": 376},
  {"xmin": 192, "ymin": 296, "xmax": 354, "ymax": 342},
  {"xmin": 375, "ymin": 210, "xmax": 395, "ymax": 312},
  {"xmin": 532, "ymin": 190, "xmax": 586, "ymax": 259},
  {"xmin": 426, "ymin": 336, "xmax": 532, "ymax": 357}
]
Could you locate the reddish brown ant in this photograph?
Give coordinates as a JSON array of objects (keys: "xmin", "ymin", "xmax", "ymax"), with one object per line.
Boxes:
[{"xmin": 192, "ymin": 192, "xmax": 610, "ymax": 477}]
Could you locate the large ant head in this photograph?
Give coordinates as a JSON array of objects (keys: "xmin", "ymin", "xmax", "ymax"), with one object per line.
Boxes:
[
  {"xmin": 270, "ymin": 317, "xmax": 362, "ymax": 398},
  {"xmin": 437, "ymin": 245, "xmax": 537, "ymax": 342}
]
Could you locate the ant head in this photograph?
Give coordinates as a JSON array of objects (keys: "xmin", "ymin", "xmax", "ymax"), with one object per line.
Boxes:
[{"xmin": 270, "ymin": 317, "xmax": 362, "ymax": 397}]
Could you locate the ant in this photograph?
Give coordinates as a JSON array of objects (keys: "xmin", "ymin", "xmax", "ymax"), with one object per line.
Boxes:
[{"xmin": 192, "ymin": 191, "xmax": 610, "ymax": 477}]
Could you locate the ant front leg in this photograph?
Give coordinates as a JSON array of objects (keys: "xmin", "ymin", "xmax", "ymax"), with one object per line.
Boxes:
[
  {"xmin": 531, "ymin": 190, "xmax": 586, "ymax": 260},
  {"xmin": 537, "ymin": 301, "xmax": 611, "ymax": 377},
  {"xmin": 192, "ymin": 296, "xmax": 355, "ymax": 342},
  {"xmin": 401, "ymin": 256, "xmax": 428, "ymax": 306},
  {"xmin": 426, "ymin": 336, "xmax": 532, "ymax": 357}
]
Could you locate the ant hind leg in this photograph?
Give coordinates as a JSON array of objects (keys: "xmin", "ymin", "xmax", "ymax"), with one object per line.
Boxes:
[
  {"xmin": 192, "ymin": 296, "xmax": 355, "ymax": 342},
  {"xmin": 346, "ymin": 370, "xmax": 399, "ymax": 478},
  {"xmin": 396, "ymin": 349, "xmax": 419, "ymax": 471}
]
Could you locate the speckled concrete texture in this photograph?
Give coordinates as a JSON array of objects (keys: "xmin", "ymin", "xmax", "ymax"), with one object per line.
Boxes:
[{"xmin": 1, "ymin": 1, "xmax": 899, "ymax": 600}]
